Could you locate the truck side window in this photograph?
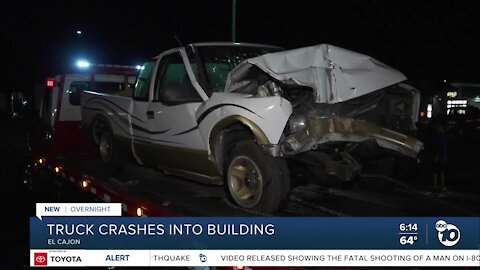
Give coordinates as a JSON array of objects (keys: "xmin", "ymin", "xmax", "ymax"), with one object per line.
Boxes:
[
  {"xmin": 153, "ymin": 52, "xmax": 200, "ymax": 102},
  {"xmin": 133, "ymin": 61, "xmax": 155, "ymax": 101},
  {"xmin": 69, "ymin": 81, "xmax": 91, "ymax": 105}
]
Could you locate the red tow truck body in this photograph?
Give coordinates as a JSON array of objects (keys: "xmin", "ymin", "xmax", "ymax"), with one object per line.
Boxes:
[{"xmin": 33, "ymin": 65, "xmax": 138, "ymax": 159}]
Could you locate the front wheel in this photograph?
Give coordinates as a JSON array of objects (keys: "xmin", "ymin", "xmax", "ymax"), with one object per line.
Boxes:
[{"xmin": 225, "ymin": 141, "xmax": 290, "ymax": 213}]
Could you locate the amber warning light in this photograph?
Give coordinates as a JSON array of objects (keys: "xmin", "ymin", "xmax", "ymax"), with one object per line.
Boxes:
[{"xmin": 46, "ymin": 78, "xmax": 56, "ymax": 88}]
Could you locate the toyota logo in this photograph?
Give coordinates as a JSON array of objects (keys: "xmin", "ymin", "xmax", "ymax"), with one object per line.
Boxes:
[
  {"xmin": 34, "ymin": 252, "xmax": 48, "ymax": 266},
  {"xmin": 36, "ymin": 255, "xmax": 46, "ymax": 263}
]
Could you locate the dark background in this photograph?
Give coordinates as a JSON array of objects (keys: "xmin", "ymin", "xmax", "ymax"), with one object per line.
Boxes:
[{"xmin": 2, "ymin": 0, "xmax": 480, "ymax": 96}]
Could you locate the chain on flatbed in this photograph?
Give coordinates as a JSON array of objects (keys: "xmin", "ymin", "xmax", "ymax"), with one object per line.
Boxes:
[
  {"xmin": 288, "ymin": 194, "xmax": 348, "ymax": 217},
  {"xmin": 223, "ymin": 200, "xmax": 274, "ymax": 217},
  {"xmin": 438, "ymin": 190, "xmax": 480, "ymax": 202}
]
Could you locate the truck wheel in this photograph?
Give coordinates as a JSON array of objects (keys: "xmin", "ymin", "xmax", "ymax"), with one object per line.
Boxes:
[
  {"xmin": 91, "ymin": 120, "xmax": 106, "ymax": 145},
  {"xmin": 99, "ymin": 130, "xmax": 125, "ymax": 170},
  {"xmin": 225, "ymin": 141, "xmax": 290, "ymax": 213}
]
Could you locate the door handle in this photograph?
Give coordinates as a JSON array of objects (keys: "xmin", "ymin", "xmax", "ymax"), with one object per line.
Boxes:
[{"xmin": 146, "ymin": 111, "xmax": 154, "ymax": 119}]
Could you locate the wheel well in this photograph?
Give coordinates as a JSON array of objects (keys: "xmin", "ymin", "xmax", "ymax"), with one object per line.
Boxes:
[{"xmin": 212, "ymin": 122, "xmax": 254, "ymax": 176}]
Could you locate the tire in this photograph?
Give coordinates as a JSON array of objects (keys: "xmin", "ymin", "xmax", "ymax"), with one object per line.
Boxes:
[
  {"xmin": 98, "ymin": 129, "xmax": 125, "ymax": 170},
  {"xmin": 225, "ymin": 140, "xmax": 290, "ymax": 213},
  {"xmin": 91, "ymin": 120, "xmax": 106, "ymax": 145}
]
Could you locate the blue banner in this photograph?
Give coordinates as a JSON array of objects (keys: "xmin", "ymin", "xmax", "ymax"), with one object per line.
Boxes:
[{"xmin": 30, "ymin": 217, "xmax": 480, "ymax": 250}]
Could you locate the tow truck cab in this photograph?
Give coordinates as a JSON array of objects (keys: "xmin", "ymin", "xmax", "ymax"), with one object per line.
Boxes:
[{"xmin": 35, "ymin": 65, "xmax": 138, "ymax": 158}]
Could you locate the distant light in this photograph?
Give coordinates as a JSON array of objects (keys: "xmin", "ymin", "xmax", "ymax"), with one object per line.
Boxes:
[
  {"xmin": 76, "ymin": 60, "xmax": 90, "ymax": 68},
  {"xmin": 136, "ymin": 207, "xmax": 143, "ymax": 217},
  {"xmin": 82, "ymin": 180, "xmax": 88, "ymax": 188},
  {"xmin": 76, "ymin": 30, "xmax": 82, "ymax": 35},
  {"xmin": 443, "ymin": 79, "xmax": 447, "ymax": 83},
  {"xmin": 426, "ymin": 103, "xmax": 433, "ymax": 118},
  {"xmin": 46, "ymin": 78, "xmax": 56, "ymax": 88},
  {"xmin": 452, "ymin": 99, "xmax": 467, "ymax": 104},
  {"xmin": 135, "ymin": 65, "xmax": 142, "ymax": 70},
  {"xmin": 446, "ymin": 91, "xmax": 457, "ymax": 98}
]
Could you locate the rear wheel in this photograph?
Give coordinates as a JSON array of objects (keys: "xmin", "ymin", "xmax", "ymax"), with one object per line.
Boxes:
[
  {"xmin": 99, "ymin": 129, "xmax": 125, "ymax": 170},
  {"xmin": 91, "ymin": 120, "xmax": 106, "ymax": 145},
  {"xmin": 225, "ymin": 140, "xmax": 290, "ymax": 213}
]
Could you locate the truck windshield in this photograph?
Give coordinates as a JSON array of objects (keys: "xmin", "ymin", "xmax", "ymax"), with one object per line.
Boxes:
[{"xmin": 196, "ymin": 46, "xmax": 282, "ymax": 93}]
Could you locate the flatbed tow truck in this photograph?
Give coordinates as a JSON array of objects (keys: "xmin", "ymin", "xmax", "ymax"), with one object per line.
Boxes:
[{"xmin": 25, "ymin": 153, "xmax": 480, "ymax": 218}]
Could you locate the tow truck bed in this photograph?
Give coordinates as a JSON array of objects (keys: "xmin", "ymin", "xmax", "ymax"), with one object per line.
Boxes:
[{"xmin": 29, "ymin": 156, "xmax": 480, "ymax": 217}]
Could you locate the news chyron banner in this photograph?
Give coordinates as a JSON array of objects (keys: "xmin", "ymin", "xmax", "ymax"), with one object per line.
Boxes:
[{"xmin": 31, "ymin": 203, "xmax": 480, "ymax": 267}]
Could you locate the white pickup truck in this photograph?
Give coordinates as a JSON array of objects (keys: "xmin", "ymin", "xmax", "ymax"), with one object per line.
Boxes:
[{"xmin": 81, "ymin": 42, "xmax": 423, "ymax": 213}]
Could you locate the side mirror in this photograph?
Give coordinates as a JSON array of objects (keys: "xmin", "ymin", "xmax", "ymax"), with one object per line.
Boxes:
[{"xmin": 160, "ymin": 83, "xmax": 202, "ymax": 105}]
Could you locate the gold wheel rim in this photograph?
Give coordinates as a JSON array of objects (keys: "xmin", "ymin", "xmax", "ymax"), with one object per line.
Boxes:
[{"xmin": 227, "ymin": 156, "xmax": 263, "ymax": 208}]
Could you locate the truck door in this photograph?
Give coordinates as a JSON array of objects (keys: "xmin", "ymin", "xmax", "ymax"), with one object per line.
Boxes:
[{"xmin": 136, "ymin": 50, "xmax": 218, "ymax": 177}]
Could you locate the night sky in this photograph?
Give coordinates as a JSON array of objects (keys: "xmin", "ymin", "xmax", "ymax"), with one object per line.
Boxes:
[{"xmin": 3, "ymin": 0, "xmax": 480, "ymax": 94}]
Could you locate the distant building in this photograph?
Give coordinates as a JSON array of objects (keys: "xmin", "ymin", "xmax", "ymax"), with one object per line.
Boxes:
[
  {"xmin": 420, "ymin": 82, "xmax": 480, "ymax": 121},
  {"xmin": 448, "ymin": 83, "xmax": 480, "ymax": 111}
]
